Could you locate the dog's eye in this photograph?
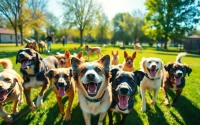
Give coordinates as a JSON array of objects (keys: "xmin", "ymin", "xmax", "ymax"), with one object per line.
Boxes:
[
  {"xmin": 63, "ymin": 74, "xmax": 68, "ymax": 79},
  {"xmin": 148, "ymin": 61, "xmax": 152, "ymax": 63},
  {"xmin": 55, "ymin": 75, "xmax": 59, "ymax": 79},
  {"xmin": 4, "ymin": 78, "xmax": 11, "ymax": 82},
  {"xmin": 81, "ymin": 68, "xmax": 87, "ymax": 74},
  {"xmin": 129, "ymin": 77, "xmax": 134, "ymax": 82},
  {"xmin": 156, "ymin": 61, "xmax": 159, "ymax": 64},
  {"xmin": 95, "ymin": 67, "xmax": 101, "ymax": 72}
]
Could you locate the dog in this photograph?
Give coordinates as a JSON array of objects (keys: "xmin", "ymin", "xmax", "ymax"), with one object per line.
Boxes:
[
  {"xmin": 71, "ymin": 55, "xmax": 112, "ymax": 125},
  {"xmin": 38, "ymin": 40, "xmax": 46, "ymax": 53},
  {"xmin": 0, "ymin": 59, "xmax": 24, "ymax": 122},
  {"xmin": 111, "ymin": 50, "xmax": 119, "ymax": 65},
  {"xmin": 139, "ymin": 57, "xmax": 164, "ymax": 112},
  {"xmin": 133, "ymin": 43, "xmax": 142, "ymax": 52},
  {"xmin": 108, "ymin": 66, "xmax": 146, "ymax": 124},
  {"xmin": 25, "ymin": 40, "xmax": 37, "ymax": 51},
  {"xmin": 122, "ymin": 51, "xmax": 136, "ymax": 72},
  {"xmin": 45, "ymin": 68, "xmax": 75, "ymax": 121},
  {"xmin": 55, "ymin": 50, "xmax": 85, "ymax": 68},
  {"xmin": 162, "ymin": 52, "xmax": 192, "ymax": 107},
  {"xmin": 16, "ymin": 48, "xmax": 59, "ymax": 110},
  {"xmin": 84, "ymin": 45, "xmax": 103, "ymax": 61}
]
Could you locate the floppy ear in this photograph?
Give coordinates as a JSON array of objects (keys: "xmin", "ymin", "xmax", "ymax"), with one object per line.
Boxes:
[
  {"xmin": 110, "ymin": 67, "xmax": 120, "ymax": 82},
  {"xmin": 77, "ymin": 51, "xmax": 83, "ymax": 59},
  {"xmin": 164, "ymin": 62, "xmax": 173, "ymax": 72},
  {"xmin": 98, "ymin": 55, "xmax": 110, "ymax": 78},
  {"xmin": 16, "ymin": 49, "xmax": 23, "ymax": 64},
  {"xmin": 65, "ymin": 50, "xmax": 71, "ymax": 58},
  {"xmin": 140, "ymin": 57, "xmax": 146, "ymax": 70},
  {"xmin": 124, "ymin": 51, "xmax": 128, "ymax": 58},
  {"xmin": 184, "ymin": 65, "xmax": 192, "ymax": 76},
  {"xmin": 112, "ymin": 50, "xmax": 114, "ymax": 56},
  {"xmin": 160, "ymin": 60, "xmax": 164, "ymax": 73},
  {"xmin": 35, "ymin": 52, "xmax": 43, "ymax": 61},
  {"xmin": 134, "ymin": 70, "xmax": 146, "ymax": 86},
  {"xmin": 132, "ymin": 52, "xmax": 136, "ymax": 59},
  {"xmin": 45, "ymin": 69, "xmax": 54, "ymax": 79}
]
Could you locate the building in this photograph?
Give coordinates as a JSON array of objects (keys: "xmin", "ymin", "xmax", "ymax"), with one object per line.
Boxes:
[
  {"xmin": 184, "ymin": 35, "xmax": 200, "ymax": 53},
  {"xmin": 0, "ymin": 28, "xmax": 21, "ymax": 43}
]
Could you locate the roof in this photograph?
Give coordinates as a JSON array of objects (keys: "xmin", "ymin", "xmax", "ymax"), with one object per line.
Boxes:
[
  {"xmin": 0, "ymin": 28, "xmax": 19, "ymax": 35},
  {"xmin": 186, "ymin": 35, "xmax": 200, "ymax": 39}
]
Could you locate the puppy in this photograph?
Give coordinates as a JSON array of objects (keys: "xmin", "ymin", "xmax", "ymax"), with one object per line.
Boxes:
[
  {"xmin": 25, "ymin": 40, "xmax": 37, "ymax": 51},
  {"xmin": 123, "ymin": 51, "xmax": 136, "ymax": 72},
  {"xmin": 162, "ymin": 52, "xmax": 192, "ymax": 107},
  {"xmin": 0, "ymin": 59, "xmax": 24, "ymax": 122},
  {"xmin": 111, "ymin": 50, "xmax": 119, "ymax": 65},
  {"xmin": 133, "ymin": 43, "xmax": 142, "ymax": 52},
  {"xmin": 71, "ymin": 55, "xmax": 112, "ymax": 125},
  {"xmin": 84, "ymin": 45, "xmax": 103, "ymax": 61},
  {"xmin": 55, "ymin": 50, "xmax": 85, "ymax": 68},
  {"xmin": 16, "ymin": 48, "xmax": 59, "ymax": 110},
  {"xmin": 139, "ymin": 57, "xmax": 164, "ymax": 112},
  {"xmin": 108, "ymin": 66, "xmax": 146, "ymax": 125},
  {"xmin": 45, "ymin": 68, "xmax": 75, "ymax": 121},
  {"xmin": 38, "ymin": 40, "xmax": 46, "ymax": 53}
]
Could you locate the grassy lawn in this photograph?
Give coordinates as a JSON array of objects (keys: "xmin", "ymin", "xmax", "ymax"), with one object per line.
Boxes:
[{"xmin": 0, "ymin": 43, "xmax": 200, "ymax": 125}]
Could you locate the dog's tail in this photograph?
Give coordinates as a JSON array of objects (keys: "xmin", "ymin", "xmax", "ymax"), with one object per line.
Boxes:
[
  {"xmin": 176, "ymin": 52, "xmax": 187, "ymax": 63},
  {"xmin": 0, "ymin": 58, "xmax": 13, "ymax": 69}
]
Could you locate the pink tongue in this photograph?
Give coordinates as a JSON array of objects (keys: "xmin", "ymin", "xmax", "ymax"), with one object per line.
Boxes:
[
  {"xmin": 88, "ymin": 84, "xmax": 97, "ymax": 94},
  {"xmin": 175, "ymin": 77, "xmax": 181, "ymax": 85},
  {"xmin": 0, "ymin": 91, "xmax": 7, "ymax": 100},
  {"xmin": 58, "ymin": 87, "xmax": 65, "ymax": 97},
  {"xmin": 149, "ymin": 69, "xmax": 157, "ymax": 77},
  {"xmin": 118, "ymin": 95, "xmax": 129, "ymax": 109},
  {"xmin": 21, "ymin": 61, "xmax": 29, "ymax": 69}
]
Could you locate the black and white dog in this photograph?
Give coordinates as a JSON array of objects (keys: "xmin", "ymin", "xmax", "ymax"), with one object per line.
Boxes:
[{"xmin": 16, "ymin": 48, "xmax": 59, "ymax": 110}]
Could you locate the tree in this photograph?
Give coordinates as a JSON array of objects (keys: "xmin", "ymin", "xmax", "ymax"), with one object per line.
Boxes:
[
  {"xmin": 143, "ymin": 0, "xmax": 200, "ymax": 49},
  {"xmin": 62, "ymin": 0, "xmax": 101, "ymax": 46}
]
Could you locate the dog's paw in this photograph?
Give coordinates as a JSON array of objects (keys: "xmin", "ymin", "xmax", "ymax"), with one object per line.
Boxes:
[
  {"xmin": 12, "ymin": 109, "xmax": 19, "ymax": 115},
  {"xmin": 3, "ymin": 115, "xmax": 13, "ymax": 122},
  {"xmin": 30, "ymin": 102, "xmax": 37, "ymax": 110},
  {"xmin": 150, "ymin": 101, "xmax": 155, "ymax": 105},
  {"xmin": 141, "ymin": 106, "xmax": 146, "ymax": 112},
  {"xmin": 164, "ymin": 99, "xmax": 170, "ymax": 106},
  {"xmin": 65, "ymin": 113, "xmax": 71, "ymax": 121},
  {"xmin": 36, "ymin": 95, "xmax": 43, "ymax": 107},
  {"xmin": 98, "ymin": 122, "xmax": 103, "ymax": 125}
]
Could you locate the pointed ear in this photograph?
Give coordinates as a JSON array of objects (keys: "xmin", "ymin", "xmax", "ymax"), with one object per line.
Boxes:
[
  {"xmin": 45, "ymin": 69, "xmax": 54, "ymax": 79},
  {"xmin": 124, "ymin": 51, "xmax": 128, "ymax": 58},
  {"xmin": 112, "ymin": 51, "xmax": 114, "ymax": 55},
  {"xmin": 98, "ymin": 55, "xmax": 110, "ymax": 78},
  {"xmin": 110, "ymin": 66, "xmax": 120, "ymax": 82},
  {"xmin": 184, "ymin": 65, "xmax": 192, "ymax": 76},
  {"xmin": 65, "ymin": 50, "xmax": 71, "ymax": 58},
  {"xmin": 134, "ymin": 70, "xmax": 146, "ymax": 86},
  {"xmin": 164, "ymin": 62, "xmax": 173, "ymax": 72},
  {"xmin": 71, "ymin": 57, "xmax": 82, "ymax": 80},
  {"xmin": 77, "ymin": 51, "xmax": 83, "ymax": 59},
  {"xmin": 132, "ymin": 52, "xmax": 136, "ymax": 59},
  {"xmin": 116, "ymin": 50, "xmax": 118, "ymax": 55}
]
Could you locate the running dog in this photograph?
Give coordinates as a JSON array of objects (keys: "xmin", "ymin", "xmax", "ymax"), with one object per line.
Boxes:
[
  {"xmin": 16, "ymin": 48, "xmax": 59, "ymax": 110},
  {"xmin": 162, "ymin": 52, "xmax": 192, "ymax": 107},
  {"xmin": 111, "ymin": 50, "xmax": 119, "ymax": 65},
  {"xmin": 133, "ymin": 43, "xmax": 142, "ymax": 52},
  {"xmin": 25, "ymin": 40, "xmax": 37, "ymax": 51},
  {"xmin": 71, "ymin": 55, "xmax": 112, "ymax": 125},
  {"xmin": 108, "ymin": 66, "xmax": 146, "ymax": 124},
  {"xmin": 38, "ymin": 40, "xmax": 46, "ymax": 53},
  {"xmin": 0, "ymin": 59, "xmax": 24, "ymax": 122},
  {"xmin": 139, "ymin": 57, "xmax": 164, "ymax": 112},
  {"xmin": 123, "ymin": 51, "xmax": 136, "ymax": 72},
  {"xmin": 45, "ymin": 68, "xmax": 75, "ymax": 121},
  {"xmin": 84, "ymin": 45, "xmax": 103, "ymax": 61}
]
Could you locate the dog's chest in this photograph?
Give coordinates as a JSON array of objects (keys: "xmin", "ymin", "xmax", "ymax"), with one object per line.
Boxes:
[
  {"xmin": 141, "ymin": 77, "xmax": 162, "ymax": 90},
  {"xmin": 24, "ymin": 77, "xmax": 44, "ymax": 88}
]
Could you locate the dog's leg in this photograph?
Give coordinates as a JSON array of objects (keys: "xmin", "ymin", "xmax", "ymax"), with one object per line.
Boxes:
[
  {"xmin": 120, "ymin": 114, "xmax": 128, "ymax": 125},
  {"xmin": 140, "ymin": 87, "xmax": 146, "ymax": 112},
  {"xmin": 151, "ymin": 89, "xmax": 159, "ymax": 105},
  {"xmin": 83, "ymin": 112, "xmax": 91, "ymax": 125},
  {"xmin": 108, "ymin": 110, "xmax": 113, "ymax": 125},
  {"xmin": 162, "ymin": 87, "xmax": 170, "ymax": 106},
  {"xmin": 98, "ymin": 112, "xmax": 106, "ymax": 125},
  {"xmin": 65, "ymin": 91, "xmax": 74, "ymax": 121},
  {"xmin": 172, "ymin": 89, "xmax": 182, "ymax": 107},
  {"xmin": 12, "ymin": 100, "xmax": 19, "ymax": 115},
  {"xmin": 24, "ymin": 88, "xmax": 36, "ymax": 110},
  {"xmin": 36, "ymin": 84, "xmax": 49, "ymax": 107},
  {"xmin": 56, "ymin": 95, "xmax": 64, "ymax": 114},
  {"xmin": 0, "ymin": 104, "xmax": 13, "ymax": 122}
]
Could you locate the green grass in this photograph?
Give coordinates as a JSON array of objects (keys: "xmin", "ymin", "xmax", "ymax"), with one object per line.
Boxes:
[{"xmin": 0, "ymin": 43, "xmax": 200, "ymax": 125}]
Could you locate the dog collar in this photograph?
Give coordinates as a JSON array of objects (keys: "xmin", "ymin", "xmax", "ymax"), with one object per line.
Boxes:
[
  {"xmin": 145, "ymin": 75, "xmax": 160, "ymax": 80},
  {"xmin": 84, "ymin": 91, "xmax": 106, "ymax": 103}
]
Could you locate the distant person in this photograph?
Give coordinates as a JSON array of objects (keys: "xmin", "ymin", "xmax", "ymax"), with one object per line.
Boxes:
[
  {"xmin": 61, "ymin": 36, "xmax": 67, "ymax": 46},
  {"xmin": 46, "ymin": 33, "xmax": 53, "ymax": 51}
]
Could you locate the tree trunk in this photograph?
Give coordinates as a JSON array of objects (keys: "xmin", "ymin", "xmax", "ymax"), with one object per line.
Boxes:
[
  {"xmin": 14, "ymin": 28, "xmax": 18, "ymax": 46},
  {"xmin": 19, "ymin": 25, "xmax": 23, "ymax": 45},
  {"xmin": 34, "ymin": 30, "xmax": 39, "ymax": 43},
  {"xmin": 164, "ymin": 38, "xmax": 168, "ymax": 49},
  {"xmin": 80, "ymin": 29, "xmax": 83, "ymax": 47}
]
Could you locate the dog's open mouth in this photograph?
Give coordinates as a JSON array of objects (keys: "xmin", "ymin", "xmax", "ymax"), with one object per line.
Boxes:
[
  {"xmin": 118, "ymin": 95, "xmax": 129, "ymax": 110},
  {"xmin": 20, "ymin": 59, "xmax": 30, "ymax": 70},
  {"xmin": 83, "ymin": 82, "xmax": 102, "ymax": 97},
  {"xmin": 60, "ymin": 61, "xmax": 65, "ymax": 67},
  {"xmin": 148, "ymin": 68, "xmax": 158, "ymax": 77},
  {"xmin": 58, "ymin": 87, "xmax": 65, "ymax": 97},
  {"xmin": 174, "ymin": 76, "xmax": 182, "ymax": 85},
  {"xmin": 0, "ymin": 89, "xmax": 11, "ymax": 101}
]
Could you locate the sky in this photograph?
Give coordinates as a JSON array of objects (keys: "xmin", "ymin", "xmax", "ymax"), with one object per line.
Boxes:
[{"xmin": 47, "ymin": 0, "xmax": 146, "ymax": 21}]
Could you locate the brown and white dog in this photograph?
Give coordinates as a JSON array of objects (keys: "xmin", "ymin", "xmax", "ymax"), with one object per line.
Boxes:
[
  {"xmin": 45, "ymin": 68, "xmax": 75, "ymax": 121},
  {"xmin": 0, "ymin": 59, "xmax": 24, "ymax": 122},
  {"xmin": 38, "ymin": 40, "xmax": 46, "ymax": 53},
  {"xmin": 133, "ymin": 43, "xmax": 142, "ymax": 52},
  {"xmin": 122, "ymin": 51, "xmax": 136, "ymax": 72},
  {"xmin": 162, "ymin": 52, "xmax": 192, "ymax": 107},
  {"xmin": 111, "ymin": 50, "xmax": 119, "ymax": 65},
  {"xmin": 71, "ymin": 55, "xmax": 112, "ymax": 125},
  {"xmin": 25, "ymin": 40, "xmax": 37, "ymax": 51},
  {"xmin": 84, "ymin": 45, "xmax": 103, "ymax": 61},
  {"xmin": 16, "ymin": 48, "xmax": 59, "ymax": 110},
  {"xmin": 139, "ymin": 57, "xmax": 164, "ymax": 112}
]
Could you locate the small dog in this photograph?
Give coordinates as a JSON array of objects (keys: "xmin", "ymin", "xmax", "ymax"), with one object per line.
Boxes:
[
  {"xmin": 25, "ymin": 40, "xmax": 37, "ymax": 51},
  {"xmin": 111, "ymin": 50, "xmax": 119, "ymax": 65},
  {"xmin": 133, "ymin": 43, "xmax": 142, "ymax": 52},
  {"xmin": 139, "ymin": 57, "xmax": 164, "ymax": 112},
  {"xmin": 162, "ymin": 52, "xmax": 192, "ymax": 107},
  {"xmin": 0, "ymin": 59, "xmax": 24, "ymax": 122},
  {"xmin": 71, "ymin": 55, "xmax": 112, "ymax": 125},
  {"xmin": 123, "ymin": 51, "xmax": 136, "ymax": 72},
  {"xmin": 84, "ymin": 45, "xmax": 103, "ymax": 61},
  {"xmin": 45, "ymin": 68, "xmax": 75, "ymax": 121},
  {"xmin": 38, "ymin": 40, "xmax": 46, "ymax": 53},
  {"xmin": 16, "ymin": 48, "xmax": 59, "ymax": 110},
  {"xmin": 108, "ymin": 66, "xmax": 146, "ymax": 124},
  {"xmin": 55, "ymin": 50, "xmax": 85, "ymax": 68}
]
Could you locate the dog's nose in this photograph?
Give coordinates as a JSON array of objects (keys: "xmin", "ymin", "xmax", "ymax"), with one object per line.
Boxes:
[
  {"xmin": 87, "ymin": 73, "xmax": 95, "ymax": 81},
  {"xmin": 177, "ymin": 72, "xmax": 182, "ymax": 77},
  {"xmin": 152, "ymin": 65, "xmax": 156, "ymax": 68},
  {"xmin": 58, "ymin": 82, "xmax": 64, "ymax": 87},
  {"xmin": 120, "ymin": 88, "xmax": 129, "ymax": 95}
]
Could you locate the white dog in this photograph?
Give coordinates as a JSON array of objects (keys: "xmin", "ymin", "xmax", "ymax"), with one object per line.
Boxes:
[{"xmin": 139, "ymin": 57, "xmax": 164, "ymax": 112}]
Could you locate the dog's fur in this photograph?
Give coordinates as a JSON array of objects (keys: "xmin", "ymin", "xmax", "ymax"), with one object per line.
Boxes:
[
  {"xmin": 162, "ymin": 52, "xmax": 192, "ymax": 107},
  {"xmin": 0, "ymin": 59, "xmax": 24, "ymax": 122},
  {"xmin": 84, "ymin": 45, "xmax": 103, "ymax": 61},
  {"xmin": 122, "ymin": 51, "xmax": 136, "ymax": 72},
  {"xmin": 55, "ymin": 50, "xmax": 85, "ymax": 68},
  {"xmin": 71, "ymin": 55, "xmax": 112, "ymax": 125},
  {"xmin": 25, "ymin": 40, "xmax": 37, "ymax": 51},
  {"xmin": 133, "ymin": 43, "xmax": 142, "ymax": 52},
  {"xmin": 139, "ymin": 57, "xmax": 164, "ymax": 112},
  {"xmin": 16, "ymin": 48, "xmax": 59, "ymax": 110},
  {"xmin": 111, "ymin": 50, "xmax": 119, "ymax": 65},
  {"xmin": 38, "ymin": 40, "xmax": 46, "ymax": 53},
  {"xmin": 45, "ymin": 68, "xmax": 75, "ymax": 121},
  {"xmin": 108, "ymin": 66, "xmax": 146, "ymax": 124}
]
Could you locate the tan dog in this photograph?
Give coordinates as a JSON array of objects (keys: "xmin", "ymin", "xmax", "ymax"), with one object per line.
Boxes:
[
  {"xmin": 111, "ymin": 50, "xmax": 119, "ymax": 65},
  {"xmin": 122, "ymin": 51, "xmax": 136, "ymax": 72},
  {"xmin": 139, "ymin": 57, "xmax": 164, "ymax": 112},
  {"xmin": 133, "ymin": 43, "xmax": 142, "ymax": 52},
  {"xmin": 0, "ymin": 59, "xmax": 24, "ymax": 122},
  {"xmin": 71, "ymin": 55, "xmax": 112, "ymax": 125},
  {"xmin": 38, "ymin": 40, "xmax": 46, "ymax": 53},
  {"xmin": 84, "ymin": 45, "xmax": 103, "ymax": 61},
  {"xmin": 45, "ymin": 68, "xmax": 75, "ymax": 121},
  {"xmin": 25, "ymin": 40, "xmax": 37, "ymax": 51}
]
